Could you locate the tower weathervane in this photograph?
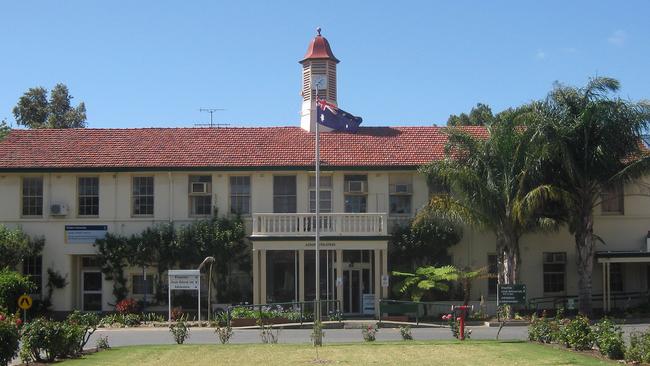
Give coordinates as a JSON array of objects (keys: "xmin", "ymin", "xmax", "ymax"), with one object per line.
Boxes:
[{"xmin": 316, "ymin": 27, "xmax": 321, "ymax": 36}]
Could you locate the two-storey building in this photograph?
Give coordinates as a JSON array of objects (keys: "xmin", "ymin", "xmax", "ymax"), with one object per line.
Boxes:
[{"xmin": 1, "ymin": 31, "xmax": 650, "ymax": 315}]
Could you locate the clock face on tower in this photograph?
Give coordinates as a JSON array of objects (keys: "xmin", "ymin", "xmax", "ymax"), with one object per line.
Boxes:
[{"xmin": 311, "ymin": 74, "xmax": 327, "ymax": 90}]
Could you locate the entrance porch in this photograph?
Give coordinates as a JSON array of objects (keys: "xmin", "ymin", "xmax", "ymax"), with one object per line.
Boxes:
[{"xmin": 250, "ymin": 242, "xmax": 389, "ymax": 316}]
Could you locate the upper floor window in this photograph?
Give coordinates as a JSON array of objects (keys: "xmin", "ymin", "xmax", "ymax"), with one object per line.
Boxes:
[
  {"xmin": 78, "ymin": 177, "xmax": 99, "ymax": 216},
  {"xmin": 189, "ymin": 175, "xmax": 212, "ymax": 216},
  {"xmin": 344, "ymin": 175, "xmax": 367, "ymax": 213},
  {"xmin": 22, "ymin": 177, "xmax": 43, "ymax": 217},
  {"xmin": 132, "ymin": 176, "xmax": 154, "ymax": 216},
  {"xmin": 389, "ymin": 174, "xmax": 413, "ymax": 215},
  {"xmin": 309, "ymin": 175, "xmax": 332, "ymax": 213},
  {"xmin": 428, "ymin": 178, "xmax": 449, "ymax": 197},
  {"xmin": 230, "ymin": 176, "xmax": 251, "ymax": 215},
  {"xmin": 601, "ymin": 183, "xmax": 624, "ymax": 214},
  {"xmin": 23, "ymin": 255, "xmax": 43, "ymax": 295},
  {"xmin": 543, "ymin": 252, "xmax": 566, "ymax": 293},
  {"xmin": 273, "ymin": 176, "xmax": 297, "ymax": 213}
]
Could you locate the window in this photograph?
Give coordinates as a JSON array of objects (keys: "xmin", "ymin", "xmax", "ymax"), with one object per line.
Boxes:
[
  {"xmin": 389, "ymin": 174, "xmax": 413, "ymax": 215},
  {"xmin": 78, "ymin": 177, "xmax": 99, "ymax": 216},
  {"xmin": 230, "ymin": 176, "xmax": 251, "ymax": 215},
  {"xmin": 189, "ymin": 175, "xmax": 212, "ymax": 216},
  {"xmin": 273, "ymin": 176, "xmax": 297, "ymax": 213},
  {"xmin": 609, "ymin": 263, "xmax": 624, "ymax": 293},
  {"xmin": 344, "ymin": 175, "xmax": 367, "ymax": 213},
  {"xmin": 543, "ymin": 252, "xmax": 566, "ymax": 293},
  {"xmin": 487, "ymin": 254, "xmax": 498, "ymax": 296},
  {"xmin": 132, "ymin": 177, "xmax": 154, "ymax": 216},
  {"xmin": 23, "ymin": 256, "xmax": 42, "ymax": 295},
  {"xmin": 22, "ymin": 177, "xmax": 43, "ymax": 216},
  {"xmin": 601, "ymin": 183, "xmax": 624, "ymax": 214},
  {"xmin": 132, "ymin": 274, "xmax": 154, "ymax": 295},
  {"xmin": 309, "ymin": 175, "xmax": 332, "ymax": 213},
  {"xmin": 428, "ymin": 178, "xmax": 449, "ymax": 197}
]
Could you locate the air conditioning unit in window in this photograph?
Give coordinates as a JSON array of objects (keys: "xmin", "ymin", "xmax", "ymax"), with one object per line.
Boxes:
[
  {"xmin": 345, "ymin": 181, "xmax": 366, "ymax": 193},
  {"xmin": 50, "ymin": 203, "xmax": 69, "ymax": 216},
  {"xmin": 390, "ymin": 184, "xmax": 412, "ymax": 194},
  {"xmin": 190, "ymin": 182, "xmax": 211, "ymax": 195}
]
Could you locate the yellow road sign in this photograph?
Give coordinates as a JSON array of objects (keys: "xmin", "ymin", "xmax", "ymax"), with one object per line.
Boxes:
[{"xmin": 18, "ymin": 294, "xmax": 32, "ymax": 310}]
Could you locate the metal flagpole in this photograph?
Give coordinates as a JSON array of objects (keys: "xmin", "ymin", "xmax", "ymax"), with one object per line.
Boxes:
[{"xmin": 314, "ymin": 82, "xmax": 321, "ymax": 322}]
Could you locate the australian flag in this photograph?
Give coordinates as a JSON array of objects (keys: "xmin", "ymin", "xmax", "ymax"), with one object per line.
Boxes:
[{"xmin": 316, "ymin": 98, "xmax": 362, "ymax": 133}]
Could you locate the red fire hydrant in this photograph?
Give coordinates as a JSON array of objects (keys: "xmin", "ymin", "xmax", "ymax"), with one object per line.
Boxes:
[{"xmin": 451, "ymin": 305, "xmax": 472, "ymax": 341}]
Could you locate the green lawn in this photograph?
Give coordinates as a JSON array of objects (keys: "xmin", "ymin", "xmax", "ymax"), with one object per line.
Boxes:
[{"xmin": 60, "ymin": 341, "xmax": 615, "ymax": 365}]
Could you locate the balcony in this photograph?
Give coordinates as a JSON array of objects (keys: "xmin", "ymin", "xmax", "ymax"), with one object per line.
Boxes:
[{"xmin": 251, "ymin": 213, "xmax": 388, "ymax": 237}]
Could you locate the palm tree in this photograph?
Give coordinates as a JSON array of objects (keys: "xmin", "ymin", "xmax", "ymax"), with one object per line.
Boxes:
[
  {"xmin": 420, "ymin": 115, "xmax": 555, "ymax": 288},
  {"xmin": 525, "ymin": 77, "xmax": 650, "ymax": 315}
]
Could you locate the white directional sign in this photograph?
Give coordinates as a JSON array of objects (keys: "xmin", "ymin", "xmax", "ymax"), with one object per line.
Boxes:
[{"xmin": 168, "ymin": 270, "xmax": 200, "ymax": 290}]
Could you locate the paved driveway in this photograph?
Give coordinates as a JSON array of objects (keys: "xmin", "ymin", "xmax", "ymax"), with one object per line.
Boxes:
[{"xmin": 87, "ymin": 323, "xmax": 650, "ymax": 347}]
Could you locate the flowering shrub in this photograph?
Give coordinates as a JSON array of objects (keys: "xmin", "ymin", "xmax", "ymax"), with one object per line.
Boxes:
[
  {"xmin": 169, "ymin": 321, "xmax": 190, "ymax": 344},
  {"xmin": 0, "ymin": 311, "xmax": 21, "ymax": 366},
  {"xmin": 626, "ymin": 329, "xmax": 650, "ymax": 364},
  {"xmin": 171, "ymin": 307, "xmax": 186, "ymax": 321},
  {"xmin": 442, "ymin": 313, "xmax": 471, "ymax": 340},
  {"xmin": 229, "ymin": 305, "xmax": 302, "ymax": 322},
  {"xmin": 115, "ymin": 298, "xmax": 139, "ymax": 314},
  {"xmin": 593, "ymin": 318, "xmax": 624, "ymax": 360},
  {"xmin": 20, "ymin": 317, "xmax": 87, "ymax": 363},
  {"xmin": 561, "ymin": 315, "xmax": 593, "ymax": 351},
  {"xmin": 361, "ymin": 324, "xmax": 377, "ymax": 342}
]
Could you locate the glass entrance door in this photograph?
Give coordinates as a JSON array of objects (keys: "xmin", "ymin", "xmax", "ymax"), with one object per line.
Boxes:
[
  {"xmin": 343, "ymin": 269, "xmax": 362, "ymax": 314},
  {"xmin": 82, "ymin": 271, "xmax": 102, "ymax": 311}
]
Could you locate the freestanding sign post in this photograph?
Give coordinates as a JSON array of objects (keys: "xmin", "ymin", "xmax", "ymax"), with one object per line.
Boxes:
[
  {"xmin": 168, "ymin": 270, "xmax": 201, "ymax": 322},
  {"xmin": 497, "ymin": 284, "xmax": 527, "ymax": 306}
]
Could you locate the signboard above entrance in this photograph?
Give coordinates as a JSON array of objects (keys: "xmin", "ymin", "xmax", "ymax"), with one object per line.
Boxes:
[
  {"xmin": 65, "ymin": 225, "xmax": 108, "ymax": 244},
  {"xmin": 168, "ymin": 270, "xmax": 200, "ymax": 290},
  {"xmin": 497, "ymin": 284, "xmax": 527, "ymax": 305}
]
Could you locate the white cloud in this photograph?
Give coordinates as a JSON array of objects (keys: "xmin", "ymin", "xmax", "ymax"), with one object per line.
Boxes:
[{"xmin": 607, "ymin": 30, "xmax": 627, "ymax": 46}]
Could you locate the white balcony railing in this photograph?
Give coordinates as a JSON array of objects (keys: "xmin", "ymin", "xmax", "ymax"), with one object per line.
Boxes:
[{"xmin": 252, "ymin": 213, "xmax": 388, "ymax": 237}]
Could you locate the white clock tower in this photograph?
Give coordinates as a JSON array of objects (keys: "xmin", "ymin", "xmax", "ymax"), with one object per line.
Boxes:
[{"xmin": 300, "ymin": 28, "xmax": 339, "ymax": 132}]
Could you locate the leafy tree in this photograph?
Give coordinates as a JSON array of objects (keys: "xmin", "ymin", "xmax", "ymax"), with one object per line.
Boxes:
[
  {"xmin": 0, "ymin": 269, "xmax": 35, "ymax": 313},
  {"xmin": 447, "ymin": 103, "xmax": 496, "ymax": 126},
  {"xmin": 393, "ymin": 265, "xmax": 458, "ymax": 301},
  {"xmin": 0, "ymin": 119, "xmax": 10, "ymax": 140},
  {"xmin": 525, "ymin": 77, "xmax": 650, "ymax": 315},
  {"xmin": 0, "ymin": 225, "xmax": 44, "ymax": 269},
  {"xmin": 12, "ymin": 84, "xmax": 86, "ymax": 129},
  {"xmin": 389, "ymin": 214, "xmax": 462, "ymax": 271},
  {"xmin": 421, "ymin": 114, "xmax": 557, "ymax": 287}
]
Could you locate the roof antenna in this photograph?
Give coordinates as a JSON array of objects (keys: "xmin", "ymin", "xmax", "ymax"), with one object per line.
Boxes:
[{"xmin": 196, "ymin": 108, "xmax": 229, "ymax": 128}]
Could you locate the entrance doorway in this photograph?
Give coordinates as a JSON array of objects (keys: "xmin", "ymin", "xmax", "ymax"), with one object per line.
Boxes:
[
  {"xmin": 343, "ymin": 269, "xmax": 362, "ymax": 313},
  {"xmin": 82, "ymin": 271, "xmax": 102, "ymax": 311}
]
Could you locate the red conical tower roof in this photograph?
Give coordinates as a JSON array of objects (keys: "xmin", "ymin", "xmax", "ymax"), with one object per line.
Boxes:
[{"xmin": 300, "ymin": 28, "xmax": 339, "ymax": 64}]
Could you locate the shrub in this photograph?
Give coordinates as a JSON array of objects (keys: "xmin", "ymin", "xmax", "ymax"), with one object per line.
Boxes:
[
  {"xmin": 259, "ymin": 323, "xmax": 279, "ymax": 344},
  {"xmin": 593, "ymin": 318, "xmax": 624, "ymax": 360},
  {"xmin": 67, "ymin": 311, "xmax": 100, "ymax": 352},
  {"xmin": 0, "ymin": 312, "xmax": 21, "ymax": 366},
  {"xmin": 562, "ymin": 315, "xmax": 593, "ymax": 351},
  {"xmin": 96, "ymin": 335, "xmax": 110, "ymax": 350},
  {"xmin": 215, "ymin": 325, "xmax": 233, "ymax": 344},
  {"xmin": 20, "ymin": 317, "xmax": 87, "ymax": 362},
  {"xmin": 170, "ymin": 321, "xmax": 190, "ymax": 344},
  {"xmin": 311, "ymin": 320, "xmax": 324, "ymax": 346},
  {"xmin": 0, "ymin": 270, "xmax": 35, "ymax": 313},
  {"xmin": 528, "ymin": 315, "xmax": 560, "ymax": 344},
  {"xmin": 171, "ymin": 307, "xmax": 185, "ymax": 321},
  {"xmin": 442, "ymin": 313, "xmax": 471, "ymax": 340},
  {"xmin": 362, "ymin": 324, "xmax": 377, "ymax": 342},
  {"xmin": 625, "ymin": 329, "xmax": 650, "ymax": 364},
  {"xmin": 115, "ymin": 298, "xmax": 139, "ymax": 314},
  {"xmin": 399, "ymin": 325, "xmax": 413, "ymax": 340}
]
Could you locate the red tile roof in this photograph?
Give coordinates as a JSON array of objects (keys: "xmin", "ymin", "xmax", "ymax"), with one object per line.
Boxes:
[{"xmin": 0, "ymin": 126, "xmax": 488, "ymax": 171}]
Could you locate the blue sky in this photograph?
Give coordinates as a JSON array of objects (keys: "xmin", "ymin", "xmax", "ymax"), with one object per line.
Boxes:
[{"xmin": 1, "ymin": 1, "xmax": 648, "ymax": 128}]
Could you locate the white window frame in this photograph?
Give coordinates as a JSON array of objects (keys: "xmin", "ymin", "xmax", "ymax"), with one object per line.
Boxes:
[
  {"xmin": 132, "ymin": 176, "xmax": 154, "ymax": 217},
  {"xmin": 229, "ymin": 176, "xmax": 251, "ymax": 215},
  {"xmin": 309, "ymin": 175, "xmax": 332, "ymax": 213},
  {"xmin": 188, "ymin": 175, "xmax": 212, "ymax": 217},
  {"xmin": 78, "ymin": 176, "xmax": 100, "ymax": 217},
  {"xmin": 21, "ymin": 176, "xmax": 44, "ymax": 217}
]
